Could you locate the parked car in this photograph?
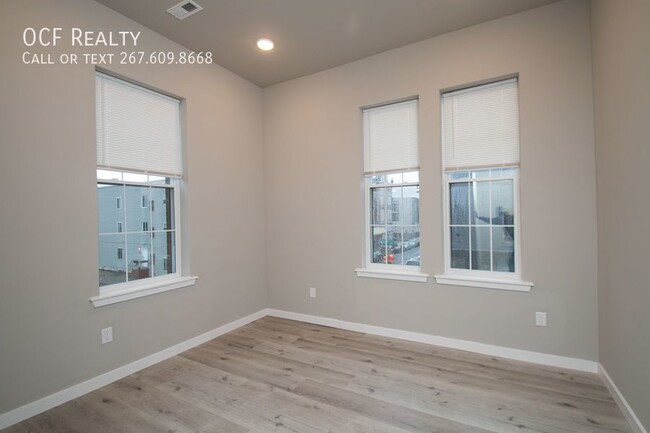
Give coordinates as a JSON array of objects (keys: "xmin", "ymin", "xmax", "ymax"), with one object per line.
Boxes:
[{"xmin": 406, "ymin": 256, "xmax": 420, "ymax": 266}]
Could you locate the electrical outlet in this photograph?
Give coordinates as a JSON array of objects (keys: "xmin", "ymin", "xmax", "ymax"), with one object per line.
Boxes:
[
  {"xmin": 535, "ymin": 312, "xmax": 547, "ymax": 327},
  {"xmin": 309, "ymin": 287, "xmax": 316, "ymax": 298},
  {"xmin": 101, "ymin": 327, "xmax": 113, "ymax": 344}
]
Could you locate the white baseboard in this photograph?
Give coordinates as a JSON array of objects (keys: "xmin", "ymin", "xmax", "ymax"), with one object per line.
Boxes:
[
  {"xmin": 0, "ymin": 308, "xmax": 268, "ymax": 431},
  {"xmin": 599, "ymin": 364, "xmax": 648, "ymax": 433},
  {"xmin": 267, "ymin": 309, "xmax": 599, "ymax": 373}
]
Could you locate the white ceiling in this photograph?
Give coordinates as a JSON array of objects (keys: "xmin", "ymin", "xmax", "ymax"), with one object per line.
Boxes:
[{"xmin": 95, "ymin": 0, "xmax": 561, "ymax": 88}]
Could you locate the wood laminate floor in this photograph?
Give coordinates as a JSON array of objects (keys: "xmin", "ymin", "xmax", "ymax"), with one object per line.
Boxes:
[{"xmin": 3, "ymin": 317, "xmax": 631, "ymax": 433}]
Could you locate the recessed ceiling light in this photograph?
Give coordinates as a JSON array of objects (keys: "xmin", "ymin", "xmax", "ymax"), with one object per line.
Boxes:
[{"xmin": 256, "ymin": 38, "xmax": 274, "ymax": 51}]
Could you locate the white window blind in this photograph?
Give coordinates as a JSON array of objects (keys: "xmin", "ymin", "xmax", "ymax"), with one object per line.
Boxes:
[
  {"xmin": 442, "ymin": 78, "xmax": 519, "ymax": 170},
  {"xmin": 363, "ymin": 99, "xmax": 418, "ymax": 174},
  {"xmin": 96, "ymin": 73, "xmax": 182, "ymax": 176}
]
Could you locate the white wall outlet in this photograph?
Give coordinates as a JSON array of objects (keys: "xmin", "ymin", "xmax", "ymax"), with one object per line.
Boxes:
[
  {"xmin": 101, "ymin": 326, "xmax": 113, "ymax": 344},
  {"xmin": 309, "ymin": 287, "xmax": 316, "ymax": 298},
  {"xmin": 535, "ymin": 312, "xmax": 547, "ymax": 327}
]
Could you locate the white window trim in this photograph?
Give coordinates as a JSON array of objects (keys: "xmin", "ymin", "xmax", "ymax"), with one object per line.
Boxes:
[
  {"xmin": 355, "ymin": 267, "xmax": 429, "ymax": 283},
  {"xmin": 434, "ymin": 273, "xmax": 532, "ymax": 292},
  {"xmin": 90, "ymin": 275, "xmax": 198, "ymax": 307},
  {"xmin": 94, "ymin": 174, "xmax": 197, "ymax": 305}
]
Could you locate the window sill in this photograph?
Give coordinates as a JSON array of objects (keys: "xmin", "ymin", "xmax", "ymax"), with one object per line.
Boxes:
[
  {"xmin": 90, "ymin": 276, "xmax": 198, "ymax": 307},
  {"xmin": 355, "ymin": 267, "xmax": 429, "ymax": 282},
  {"xmin": 434, "ymin": 273, "xmax": 532, "ymax": 292}
]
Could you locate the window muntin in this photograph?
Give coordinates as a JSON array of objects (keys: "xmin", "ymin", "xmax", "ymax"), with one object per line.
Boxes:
[
  {"xmin": 97, "ymin": 171, "xmax": 178, "ymax": 288},
  {"xmin": 369, "ymin": 171, "xmax": 420, "ymax": 267}
]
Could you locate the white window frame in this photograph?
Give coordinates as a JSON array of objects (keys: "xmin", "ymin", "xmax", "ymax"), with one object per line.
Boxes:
[
  {"xmin": 91, "ymin": 73, "xmax": 196, "ymax": 308},
  {"xmin": 93, "ymin": 172, "xmax": 196, "ymax": 307},
  {"xmin": 354, "ymin": 98, "xmax": 428, "ymax": 283},
  {"xmin": 435, "ymin": 78, "xmax": 532, "ymax": 292}
]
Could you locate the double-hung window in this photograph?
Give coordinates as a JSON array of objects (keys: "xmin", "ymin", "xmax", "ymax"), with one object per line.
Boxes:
[
  {"xmin": 92, "ymin": 72, "xmax": 196, "ymax": 307},
  {"xmin": 355, "ymin": 99, "xmax": 428, "ymax": 282},
  {"xmin": 436, "ymin": 78, "xmax": 532, "ymax": 291}
]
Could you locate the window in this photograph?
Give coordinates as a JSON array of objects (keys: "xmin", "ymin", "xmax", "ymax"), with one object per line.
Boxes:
[
  {"xmin": 93, "ymin": 72, "xmax": 196, "ymax": 307},
  {"xmin": 97, "ymin": 170, "xmax": 177, "ymax": 289},
  {"xmin": 436, "ymin": 78, "xmax": 532, "ymax": 291},
  {"xmin": 355, "ymin": 99, "xmax": 428, "ymax": 282}
]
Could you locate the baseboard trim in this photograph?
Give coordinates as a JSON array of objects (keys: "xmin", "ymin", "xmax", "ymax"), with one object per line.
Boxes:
[
  {"xmin": 598, "ymin": 364, "xmax": 648, "ymax": 433},
  {"xmin": 267, "ymin": 309, "xmax": 598, "ymax": 373},
  {"xmin": 0, "ymin": 308, "xmax": 268, "ymax": 431}
]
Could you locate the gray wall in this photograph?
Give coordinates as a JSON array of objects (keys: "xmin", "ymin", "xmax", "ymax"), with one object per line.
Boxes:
[
  {"xmin": 0, "ymin": 0, "xmax": 267, "ymax": 414},
  {"xmin": 264, "ymin": 0, "xmax": 599, "ymax": 360},
  {"xmin": 592, "ymin": 0, "xmax": 650, "ymax": 429}
]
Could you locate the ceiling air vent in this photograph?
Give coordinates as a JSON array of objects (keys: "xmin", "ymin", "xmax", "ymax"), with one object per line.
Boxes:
[{"xmin": 167, "ymin": 0, "xmax": 203, "ymax": 20}]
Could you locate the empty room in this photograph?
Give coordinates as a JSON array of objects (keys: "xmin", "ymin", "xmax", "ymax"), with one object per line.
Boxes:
[{"xmin": 0, "ymin": 0, "xmax": 648, "ymax": 432}]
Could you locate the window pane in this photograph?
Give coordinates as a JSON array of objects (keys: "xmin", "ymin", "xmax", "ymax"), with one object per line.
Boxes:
[
  {"xmin": 471, "ymin": 169, "xmax": 491, "ymax": 179},
  {"xmin": 450, "ymin": 227, "xmax": 469, "ymax": 269},
  {"xmin": 151, "ymin": 187, "xmax": 174, "ymax": 231},
  {"xmin": 371, "ymin": 188, "xmax": 386, "ymax": 224},
  {"xmin": 126, "ymin": 185, "xmax": 150, "ymax": 231},
  {"xmin": 493, "ymin": 227, "xmax": 515, "ymax": 272},
  {"xmin": 492, "ymin": 180, "xmax": 514, "ymax": 225},
  {"xmin": 449, "ymin": 171, "xmax": 469, "ymax": 181},
  {"xmin": 470, "ymin": 181, "xmax": 490, "ymax": 225},
  {"xmin": 147, "ymin": 175, "xmax": 167, "ymax": 183},
  {"xmin": 371, "ymin": 174, "xmax": 387, "ymax": 185},
  {"xmin": 450, "ymin": 182, "xmax": 469, "ymax": 225},
  {"xmin": 403, "ymin": 171, "xmax": 419, "ymax": 183},
  {"xmin": 403, "ymin": 185, "xmax": 419, "ymax": 225},
  {"xmin": 386, "ymin": 173, "xmax": 402, "ymax": 184},
  {"xmin": 387, "ymin": 187, "xmax": 402, "ymax": 225},
  {"xmin": 371, "ymin": 226, "xmax": 387, "ymax": 264},
  {"xmin": 403, "ymin": 226, "xmax": 420, "ymax": 266},
  {"xmin": 471, "ymin": 227, "xmax": 491, "ymax": 271},
  {"xmin": 99, "ymin": 234, "xmax": 126, "ymax": 286},
  {"xmin": 97, "ymin": 170, "xmax": 122, "ymax": 181},
  {"xmin": 97, "ymin": 184, "xmax": 124, "ymax": 234},
  {"xmin": 152, "ymin": 230, "xmax": 175, "ymax": 276},
  {"xmin": 123, "ymin": 172, "xmax": 148, "ymax": 183},
  {"xmin": 127, "ymin": 233, "xmax": 151, "ymax": 282},
  {"xmin": 386, "ymin": 226, "xmax": 402, "ymax": 265}
]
